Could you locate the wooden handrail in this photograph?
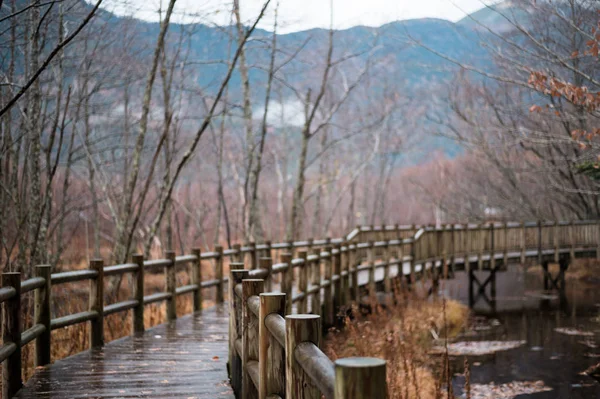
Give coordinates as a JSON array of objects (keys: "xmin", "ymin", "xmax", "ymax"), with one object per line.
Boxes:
[
  {"xmin": 231, "ymin": 274, "xmax": 387, "ymax": 399},
  {"xmin": 295, "ymin": 342, "xmax": 335, "ymax": 398},
  {"xmin": 227, "ymin": 219, "xmax": 600, "ymax": 398},
  {"xmin": 2, "ymin": 219, "xmax": 599, "ymax": 398}
]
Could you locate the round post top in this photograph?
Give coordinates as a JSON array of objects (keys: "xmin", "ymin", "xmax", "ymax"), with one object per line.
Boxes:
[{"xmin": 335, "ymin": 357, "xmax": 386, "ymax": 368}]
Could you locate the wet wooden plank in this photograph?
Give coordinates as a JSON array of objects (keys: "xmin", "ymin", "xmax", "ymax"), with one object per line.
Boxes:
[{"xmin": 16, "ymin": 305, "xmax": 234, "ymax": 399}]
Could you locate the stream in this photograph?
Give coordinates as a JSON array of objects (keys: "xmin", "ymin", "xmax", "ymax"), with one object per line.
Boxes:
[{"xmin": 443, "ymin": 265, "xmax": 600, "ymax": 398}]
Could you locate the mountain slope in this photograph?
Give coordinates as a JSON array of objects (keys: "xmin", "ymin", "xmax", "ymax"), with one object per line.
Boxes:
[{"xmin": 79, "ymin": 1, "xmax": 510, "ymax": 156}]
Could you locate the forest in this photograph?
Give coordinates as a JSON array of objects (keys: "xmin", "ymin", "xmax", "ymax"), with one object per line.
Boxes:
[
  {"xmin": 2, "ymin": 1, "xmax": 600, "ymax": 398},
  {"xmin": 1, "ymin": 0, "xmax": 599, "ymax": 276}
]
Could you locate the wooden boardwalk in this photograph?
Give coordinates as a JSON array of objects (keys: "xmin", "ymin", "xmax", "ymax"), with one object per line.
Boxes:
[
  {"xmin": 15, "ymin": 305, "xmax": 234, "ymax": 399},
  {"xmin": 3, "ymin": 222, "xmax": 598, "ymax": 398}
]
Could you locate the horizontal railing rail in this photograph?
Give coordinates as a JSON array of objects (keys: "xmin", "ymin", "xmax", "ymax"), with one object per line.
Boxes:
[
  {"xmin": 226, "ymin": 219, "xmax": 600, "ymax": 399},
  {"xmin": 229, "ymin": 267, "xmax": 389, "ymax": 398},
  {"xmin": 2, "ymin": 219, "xmax": 598, "ymax": 398}
]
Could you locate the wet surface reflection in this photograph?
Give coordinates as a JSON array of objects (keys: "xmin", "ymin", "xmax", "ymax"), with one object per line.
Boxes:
[{"xmin": 444, "ymin": 266, "xmax": 600, "ymax": 398}]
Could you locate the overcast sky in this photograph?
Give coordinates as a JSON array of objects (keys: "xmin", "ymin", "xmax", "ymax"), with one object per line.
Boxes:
[{"xmin": 103, "ymin": 0, "xmax": 497, "ymax": 33}]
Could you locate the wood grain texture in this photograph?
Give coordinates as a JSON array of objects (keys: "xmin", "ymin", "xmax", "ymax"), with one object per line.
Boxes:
[
  {"xmin": 259, "ymin": 293, "xmax": 286, "ymax": 399},
  {"xmin": 334, "ymin": 357, "xmax": 386, "ymax": 399},
  {"xmin": 242, "ymin": 280, "xmax": 263, "ymax": 399},
  {"xmin": 285, "ymin": 314, "xmax": 321, "ymax": 399}
]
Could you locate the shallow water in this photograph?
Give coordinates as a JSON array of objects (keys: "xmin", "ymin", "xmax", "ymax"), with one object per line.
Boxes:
[{"xmin": 443, "ymin": 265, "xmax": 600, "ymax": 398}]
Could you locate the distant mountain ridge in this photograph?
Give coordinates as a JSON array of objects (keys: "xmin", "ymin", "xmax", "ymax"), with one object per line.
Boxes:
[
  {"xmin": 87, "ymin": 1, "xmax": 514, "ymax": 93},
  {"xmin": 457, "ymin": 0, "xmax": 527, "ymax": 33},
  {"xmin": 82, "ymin": 0, "xmax": 519, "ymax": 156}
]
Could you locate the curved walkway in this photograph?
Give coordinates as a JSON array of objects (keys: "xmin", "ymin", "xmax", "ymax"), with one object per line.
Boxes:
[
  {"xmin": 15, "ymin": 305, "xmax": 233, "ymax": 399},
  {"xmin": 13, "ymin": 246, "xmax": 595, "ymax": 398}
]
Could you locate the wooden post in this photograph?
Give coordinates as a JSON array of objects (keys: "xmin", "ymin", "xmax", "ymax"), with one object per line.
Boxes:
[
  {"xmin": 477, "ymin": 224, "xmax": 484, "ymax": 270},
  {"xmin": 383, "ymin": 241, "xmax": 391, "ymax": 293},
  {"xmin": 409, "ymin": 239, "xmax": 416, "ymax": 288},
  {"xmin": 215, "ymin": 245, "xmax": 224, "ymax": 303},
  {"xmin": 259, "ymin": 257, "xmax": 273, "ymax": 292},
  {"xmin": 520, "ymin": 222, "xmax": 526, "ymax": 265},
  {"xmin": 450, "ymin": 224, "xmax": 456, "ymax": 274},
  {"xmin": 537, "ymin": 220, "xmax": 543, "ymax": 266},
  {"xmin": 570, "ymin": 220, "xmax": 576, "ymax": 260},
  {"xmin": 437, "ymin": 226, "xmax": 444, "ymax": 278},
  {"xmin": 2, "ymin": 272, "xmax": 21, "ymax": 399},
  {"xmin": 368, "ymin": 259, "xmax": 376, "ymax": 300},
  {"xmin": 464, "ymin": 223, "xmax": 470, "ymax": 272},
  {"xmin": 306, "ymin": 238, "xmax": 314, "ymax": 281},
  {"xmin": 490, "ymin": 223, "xmax": 495, "ymax": 270},
  {"xmin": 441, "ymin": 226, "xmax": 448, "ymax": 280},
  {"xmin": 232, "ymin": 243, "xmax": 242, "ymax": 263},
  {"xmin": 89, "ymin": 259, "xmax": 104, "ymax": 348},
  {"xmin": 554, "ymin": 222, "xmax": 560, "ymax": 263},
  {"xmin": 242, "ymin": 279, "xmax": 263, "ymax": 399},
  {"xmin": 259, "ymin": 293, "xmax": 286, "ymax": 398},
  {"xmin": 35, "ymin": 265, "xmax": 52, "ymax": 367},
  {"xmin": 468, "ymin": 268, "xmax": 475, "ymax": 308},
  {"xmin": 229, "ymin": 262, "xmax": 245, "ymax": 307},
  {"xmin": 281, "ymin": 253, "xmax": 293, "ymax": 315},
  {"xmin": 311, "ymin": 248, "xmax": 322, "ymax": 317},
  {"xmin": 542, "ymin": 261, "xmax": 550, "ymax": 290},
  {"xmin": 422, "ymin": 225, "xmax": 435, "ymax": 270},
  {"xmin": 341, "ymin": 244, "xmax": 350, "ymax": 304},
  {"xmin": 264, "ymin": 240, "xmax": 273, "ymax": 260},
  {"xmin": 333, "ymin": 244, "xmax": 342, "ymax": 316},
  {"xmin": 366, "ymin": 241, "xmax": 375, "ymax": 296},
  {"xmin": 334, "ymin": 357, "xmax": 387, "ymax": 399},
  {"xmin": 396, "ymin": 238, "xmax": 405, "ymax": 288},
  {"xmin": 229, "ymin": 269, "xmax": 249, "ymax": 395},
  {"xmin": 165, "ymin": 250, "xmax": 177, "ymax": 320},
  {"xmin": 503, "ymin": 222, "xmax": 509, "ymax": 266},
  {"xmin": 297, "ymin": 250, "xmax": 308, "ymax": 313},
  {"xmin": 349, "ymin": 245, "xmax": 358, "ymax": 302},
  {"xmin": 323, "ymin": 246, "xmax": 334, "ymax": 327},
  {"xmin": 597, "ymin": 220, "xmax": 600, "ymax": 260},
  {"xmin": 132, "ymin": 254, "xmax": 145, "ymax": 333},
  {"xmin": 285, "ymin": 314, "xmax": 321, "ymax": 399},
  {"xmin": 249, "ymin": 242, "xmax": 257, "ymax": 270},
  {"xmin": 559, "ymin": 257, "xmax": 569, "ymax": 292},
  {"xmin": 191, "ymin": 248, "xmax": 202, "ymax": 312}
]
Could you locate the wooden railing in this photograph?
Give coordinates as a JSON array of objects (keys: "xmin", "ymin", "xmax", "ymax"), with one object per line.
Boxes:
[
  {"xmin": 407, "ymin": 220, "xmax": 600, "ymax": 273},
  {"xmin": 228, "ymin": 247, "xmax": 391, "ymax": 399},
  {"xmin": 228, "ymin": 220, "xmax": 600, "ymax": 399},
  {"xmin": 1, "ymin": 238, "xmax": 396, "ymax": 398},
  {"xmin": 0, "ymin": 251, "xmax": 208, "ymax": 398},
  {"xmin": 2, "ymin": 220, "xmax": 599, "ymax": 398}
]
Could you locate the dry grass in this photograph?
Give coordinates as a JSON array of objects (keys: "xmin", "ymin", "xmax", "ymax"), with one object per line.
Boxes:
[
  {"xmin": 561, "ymin": 258, "xmax": 600, "ymax": 282},
  {"xmin": 527, "ymin": 258, "xmax": 600, "ymax": 282},
  {"xmin": 324, "ymin": 284, "xmax": 469, "ymax": 399}
]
